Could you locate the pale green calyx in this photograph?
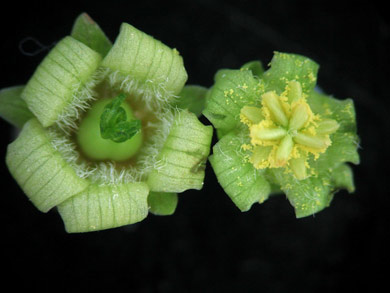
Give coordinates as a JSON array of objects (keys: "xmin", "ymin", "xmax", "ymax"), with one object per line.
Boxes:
[
  {"xmin": 204, "ymin": 52, "xmax": 359, "ymax": 217},
  {"xmin": 1, "ymin": 13, "xmax": 212, "ymax": 233}
]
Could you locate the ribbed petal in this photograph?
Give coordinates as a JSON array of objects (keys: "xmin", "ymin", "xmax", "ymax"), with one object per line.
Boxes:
[
  {"xmin": 209, "ymin": 133, "xmax": 270, "ymax": 211},
  {"xmin": 309, "ymin": 91, "xmax": 360, "ymax": 169},
  {"xmin": 101, "ymin": 23, "xmax": 187, "ymax": 98},
  {"xmin": 58, "ymin": 182, "xmax": 149, "ymax": 233},
  {"xmin": 6, "ymin": 119, "xmax": 88, "ymax": 212},
  {"xmin": 22, "ymin": 36, "xmax": 102, "ymax": 127},
  {"xmin": 262, "ymin": 52, "xmax": 319, "ymax": 95},
  {"xmin": 147, "ymin": 110, "xmax": 213, "ymax": 193},
  {"xmin": 203, "ymin": 69, "xmax": 261, "ymax": 133},
  {"xmin": 272, "ymin": 168, "xmax": 333, "ymax": 218}
]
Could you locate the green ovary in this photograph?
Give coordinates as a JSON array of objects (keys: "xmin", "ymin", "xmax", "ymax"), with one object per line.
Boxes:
[{"xmin": 77, "ymin": 98, "xmax": 142, "ymax": 161}]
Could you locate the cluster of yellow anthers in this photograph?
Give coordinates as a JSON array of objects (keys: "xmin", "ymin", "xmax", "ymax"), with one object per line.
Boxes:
[{"xmin": 240, "ymin": 80, "xmax": 340, "ymax": 180}]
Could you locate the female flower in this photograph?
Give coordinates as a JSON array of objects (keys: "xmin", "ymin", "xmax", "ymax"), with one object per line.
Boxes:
[
  {"xmin": 203, "ymin": 53, "xmax": 359, "ymax": 217},
  {"xmin": 0, "ymin": 13, "xmax": 212, "ymax": 232}
]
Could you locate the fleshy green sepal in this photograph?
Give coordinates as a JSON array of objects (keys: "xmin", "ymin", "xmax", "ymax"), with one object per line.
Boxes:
[
  {"xmin": 240, "ymin": 60, "xmax": 264, "ymax": 78},
  {"xmin": 71, "ymin": 12, "xmax": 112, "ymax": 57},
  {"xmin": 0, "ymin": 86, "xmax": 33, "ymax": 128},
  {"xmin": 174, "ymin": 85, "xmax": 208, "ymax": 117},
  {"xmin": 148, "ymin": 192, "xmax": 178, "ymax": 216}
]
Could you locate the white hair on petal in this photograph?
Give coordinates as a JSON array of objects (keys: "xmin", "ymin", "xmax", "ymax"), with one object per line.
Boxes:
[
  {"xmin": 55, "ymin": 68, "xmax": 106, "ymax": 134},
  {"xmin": 47, "ymin": 126, "xmax": 94, "ymax": 179},
  {"xmin": 102, "ymin": 68, "xmax": 179, "ymax": 111}
]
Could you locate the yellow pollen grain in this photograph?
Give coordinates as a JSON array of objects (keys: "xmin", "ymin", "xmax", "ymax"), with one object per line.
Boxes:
[
  {"xmin": 241, "ymin": 144, "xmax": 252, "ymax": 151},
  {"xmin": 308, "ymin": 72, "xmax": 316, "ymax": 82}
]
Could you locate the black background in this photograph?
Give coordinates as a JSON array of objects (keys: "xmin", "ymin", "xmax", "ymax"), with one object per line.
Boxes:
[{"xmin": 1, "ymin": 0, "xmax": 389, "ymax": 292}]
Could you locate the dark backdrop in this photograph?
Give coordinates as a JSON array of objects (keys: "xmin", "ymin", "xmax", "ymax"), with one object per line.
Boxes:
[{"xmin": 1, "ymin": 0, "xmax": 389, "ymax": 292}]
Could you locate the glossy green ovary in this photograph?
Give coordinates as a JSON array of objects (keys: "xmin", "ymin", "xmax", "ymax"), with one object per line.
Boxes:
[{"xmin": 77, "ymin": 98, "xmax": 142, "ymax": 161}]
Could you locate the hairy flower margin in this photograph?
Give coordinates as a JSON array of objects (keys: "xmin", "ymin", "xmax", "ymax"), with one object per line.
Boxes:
[
  {"xmin": 0, "ymin": 13, "xmax": 212, "ymax": 232},
  {"xmin": 203, "ymin": 53, "xmax": 360, "ymax": 217}
]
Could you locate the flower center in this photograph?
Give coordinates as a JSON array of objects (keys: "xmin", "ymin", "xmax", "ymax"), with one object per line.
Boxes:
[
  {"xmin": 77, "ymin": 96, "xmax": 143, "ymax": 162},
  {"xmin": 240, "ymin": 81, "xmax": 339, "ymax": 180}
]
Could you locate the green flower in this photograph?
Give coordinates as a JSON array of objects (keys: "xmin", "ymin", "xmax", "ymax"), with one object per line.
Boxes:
[
  {"xmin": 0, "ymin": 13, "xmax": 212, "ymax": 232},
  {"xmin": 203, "ymin": 53, "xmax": 359, "ymax": 217}
]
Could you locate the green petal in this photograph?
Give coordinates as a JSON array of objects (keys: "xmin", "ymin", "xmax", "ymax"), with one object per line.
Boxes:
[
  {"xmin": 173, "ymin": 85, "xmax": 208, "ymax": 117},
  {"xmin": 6, "ymin": 119, "xmax": 88, "ymax": 212},
  {"xmin": 203, "ymin": 69, "xmax": 261, "ymax": 133},
  {"xmin": 331, "ymin": 163, "xmax": 355, "ymax": 193},
  {"xmin": 71, "ymin": 12, "xmax": 112, "ymax": 57},
  {"xmin": 240, "ymin": 60, "xmax": 264, "ymax": 78},
  {"xmin": 148, "ymin": 192, "xmax": 178, "ymax": 216},
  {"xmin": 101, "ymin": 22, "xmax": 187, "ymax": 97},
  {"xmin": 147, "ymin": 110, "xmax": 213, "ymax": 193},
  {"xmin": 57, "ymin": 182, "xmax": 149, "ymax": 233},
  {"xmin": 262, "ymin": 52, "xmax": 319, "ymax": 95},
  {"xmin": 0, "ymin": 85, "xmax": 33, "ymax": 128},
  {"xmin": 22, "ymin": 36, "xmax": 102, "ymax": 127},
  {"xmin": 272, "ymin": 168, "xmax": 333, "ymax": 218},
  {"xmin": 209, "ymin": 133, "xmax": 271, "ymax": 211}
]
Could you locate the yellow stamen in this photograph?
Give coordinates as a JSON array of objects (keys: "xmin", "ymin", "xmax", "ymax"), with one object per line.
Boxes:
[
  {"xmin": 290, "ymin": 157, "xmax": 307, "ymax": 180},
  {"xmin": 262, "ymin": 91, "xmax": 288, "ymax": 127},
  {"xmin": 294, "ymin": 133, "xmax": 331, "ymax": 149},
  {"xmin": 275, "ymin": 135, "xmax": 294, "ymax": 166},
  {"xmin": 250, "ymin": 146, "xmax": 272, "ymax": 169},
  {"xmin": 241, "ymin": 80, "xmax": 338, "ymax": 180},
  {"xmin": 287, "ymin": 80, "xmax": 302, "ymax": 103},
  {"xmin": 289, "ymin": 103, "xmax": 309, "ymax": 131},
  {"xmin": 240, "ymin": 106, "xmax": 263, "ymax": 125},
  {"xmin": 251, "ymin": 127, "xmax": 287, "ymax": 141},
  {"xmin": 316, "ymin": 119, "xmax": 339, "ymax": 134}
]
